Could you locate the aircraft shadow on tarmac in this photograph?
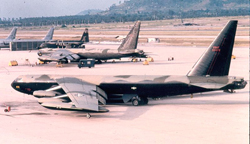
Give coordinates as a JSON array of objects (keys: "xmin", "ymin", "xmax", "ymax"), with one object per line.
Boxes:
[{"xmin": 1, "ymin": 90, "xmax": 248, "ymax": 119}]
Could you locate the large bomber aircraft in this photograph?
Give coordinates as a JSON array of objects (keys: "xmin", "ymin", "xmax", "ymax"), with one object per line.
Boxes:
[
  {"xmin": 11, "ymin": 20, "xmax": 247, "ymax": 118},
  {"xmin": 38, "ymin": 28, "xmax": 89, "ymax": 49},
  {"xmin": 0, "ymin": 27, "xmax": 17, "ymax": 48},
  {"xmin": 37, "ymin": 21, "xmax": 146, "ymax": 64},
  {"xmin": 13, "ymin": 27, "xmax": 54, "ymax": 42}
]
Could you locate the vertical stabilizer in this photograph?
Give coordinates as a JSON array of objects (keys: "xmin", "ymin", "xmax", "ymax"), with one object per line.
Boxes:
[
  {"xmin": 187, "ymin": 20, "xmax": 237, "ymax": 76},
  {"xmin": 80, "ymin": 28, "xmax": 89, "ymax": 42},
  {"xmin": 43, "ymin": 27, "xmax": 54, "ymax": 41},
  {"xmin": 6, "ymin": 27, "xmax": 17, "ymax": 40},
  {"xmin": 118, "ymin": 21, "xmax": 141, "ymax": 50}
]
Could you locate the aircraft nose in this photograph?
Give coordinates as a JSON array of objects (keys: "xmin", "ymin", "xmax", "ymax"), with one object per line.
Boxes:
[
  {"xmin": 11, "ymin": 78, "xmax": 20, "ymax": 91},
  {"xmin": 11, "ymin": 76, "xmax": 25, "ymax": 93}
]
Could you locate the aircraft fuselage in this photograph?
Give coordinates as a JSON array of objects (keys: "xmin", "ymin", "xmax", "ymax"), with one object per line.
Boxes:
[{"xmin": 11, "ymin": 75, "xmax": 247, "ymax": 101}]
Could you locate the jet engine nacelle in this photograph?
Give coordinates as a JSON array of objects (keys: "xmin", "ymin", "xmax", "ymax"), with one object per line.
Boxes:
[{"xmin": 33, "ymin": 90, "xmax": 57, "ymax": 97}]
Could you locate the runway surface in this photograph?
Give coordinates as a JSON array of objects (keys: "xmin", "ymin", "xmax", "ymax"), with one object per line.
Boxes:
[{"xmin": 0, "ymin": 45, "xmax": 248, "ymax": 144}]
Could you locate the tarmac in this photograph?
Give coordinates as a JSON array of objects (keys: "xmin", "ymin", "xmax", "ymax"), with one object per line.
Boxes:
[{"xmin": 0, "ymin": 44, "xmax": 249, "ymax": 144}]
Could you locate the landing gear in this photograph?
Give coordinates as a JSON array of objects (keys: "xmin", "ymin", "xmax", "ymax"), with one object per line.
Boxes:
[
  {"xmin": 86, "ymin": 113, "xmax": 91, "ymax": 119},
  {"xmin": 131, "ymin": 96, "xmax": 148, "ymax": 106},
  {"xmin": 97, "ymin": 60, "xmax": 102, "ymax": 64},
  {"xmin": 224, "ymin": 89, "xmax": 236, "ymax": 93},
  {"xmin": 132, "ymin": 99, "xmax": 139, "ymax": 106}
]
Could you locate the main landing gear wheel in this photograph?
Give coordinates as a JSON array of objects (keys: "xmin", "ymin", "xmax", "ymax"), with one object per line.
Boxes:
[
  {"xmin": 86, "ymin": 113, "xmax": 91, "ymax": 119},
  {"xmin": 131, "ymin": 96, "xmax": 148, "ymax": 106},
  {"xmin": 132, "ymin": 99, "xmax": 140, "ymax": 106},
  {"xmin": 224, "ymin": 89, "xmax": 236, "ymax": 93}
]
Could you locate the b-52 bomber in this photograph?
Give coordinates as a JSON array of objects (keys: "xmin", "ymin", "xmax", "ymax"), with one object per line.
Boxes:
[
  {"xmin": 37, "ymin": 21, "xmax": 146, "ymax": 64},
  {"xmin": 11, "ymin": 20, "xmax": 247, "ymax": 118},
  {"xmin": 38, "ymin": 28, "xmax": 89, "ymax": 49},
  {"xmin": 0, "ymin": 27, "xmax": 17, "ymax": 48},
  {"xmin": 14, "ymin": 27, "xmax": 54, "ymax": 42}
]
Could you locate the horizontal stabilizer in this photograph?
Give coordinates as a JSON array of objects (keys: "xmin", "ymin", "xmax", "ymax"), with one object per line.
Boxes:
[{"xmin": 191, "ymin": 83, "xmax": 227, "ymax": 89}]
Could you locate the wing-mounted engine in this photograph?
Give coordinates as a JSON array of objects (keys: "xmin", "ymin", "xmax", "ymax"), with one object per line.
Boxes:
[
  {"xmin": 33, "ymin": 90, "xmax": 59, "ymax": 97},
  {"xmin": 65, "ymin": 54, "xmax": 80, "ymax": 63},
  {"xmin": 33, "ymin": 85, "xmax": 63, "ymax": 98}
]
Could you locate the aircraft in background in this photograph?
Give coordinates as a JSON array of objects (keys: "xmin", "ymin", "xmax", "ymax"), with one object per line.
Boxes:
[
  {"xmin": 0, "ymin": 27, "xmax": 17, "ymax": 48},
  {"xmin": 37, "ymin": 21, "xmax": 147, "ymax": 64},
  {"xmin": 10, "ymin": 27, "xmax": 55, "ymax": 51},
  {"xmin": 14, "ymin": 27, "xmax": 54, "ymax": 42},
  {"xmin": 11, "ymin": 20, "xmax": 247, "ymax": 118},
  {"xmin": 38, "ymin": 28, "xmax": 89, "ymax": 49}
]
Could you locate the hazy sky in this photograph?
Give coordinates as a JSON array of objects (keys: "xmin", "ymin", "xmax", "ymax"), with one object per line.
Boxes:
[{"xmin": 0, "ymin": 0, "xmax": 123, "ymax": 18}]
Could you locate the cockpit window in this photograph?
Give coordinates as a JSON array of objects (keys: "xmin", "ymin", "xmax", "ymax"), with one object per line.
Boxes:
[{"xmin": 15, "ymin": 77, "xmax": 23, "ymax": 82}]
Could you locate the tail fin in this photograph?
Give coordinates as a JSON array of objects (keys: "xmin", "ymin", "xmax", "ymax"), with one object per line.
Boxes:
[
  {"xmin": 187, "ymin": 20, "xmax": 237, "ymax": 76},
  {"xmin": 43, "ymin": 27, "xmax": 54, "ymax": 41},
  {"xmin": 118, "ymin": 21, "xmax": 141, "ymax": 50},
  {"xmin": 6, "ymin": 27, "xmax": 17, "ymax": 40},
  {"xmin": 80, "ymin": 28, "xmax": 89, "ymax": 42}
]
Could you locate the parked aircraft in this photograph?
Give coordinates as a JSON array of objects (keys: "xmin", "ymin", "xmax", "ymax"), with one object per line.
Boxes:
[
  {"xmin": 0, "ymin": 27, "xmax": 17, "ymax": 48},
  {"xmin": 10, "ymin": 27, "xmax": 55, "ymax": 51},
  {"xmin": 14, "ymin": 27, "xmax": 54, "ymax": 42},
  {"xmin": 11, "ymin": 20, "xmax": 247, "ymax": 118},
  {"xmin": 37, "ymin": 21, "xmax": 146, "ymax": 64},
  {"xmin": 38, "ymin": 28, "xmax": 89, "ymax": 49}
]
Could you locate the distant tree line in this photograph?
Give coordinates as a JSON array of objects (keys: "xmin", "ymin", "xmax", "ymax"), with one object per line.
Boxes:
[{"xmin": 0, "ymin": 8, "xmax": 249, "ymax": 27}]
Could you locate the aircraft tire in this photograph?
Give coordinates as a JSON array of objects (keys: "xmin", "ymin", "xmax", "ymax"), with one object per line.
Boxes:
[{"xmin": 132, "ymin": 99, "xmax": 140, "ymax": 106}]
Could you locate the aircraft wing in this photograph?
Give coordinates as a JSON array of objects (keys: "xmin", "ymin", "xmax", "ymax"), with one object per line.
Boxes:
[
  {"xmin": 38, "ymin": 49, "xmax": 80, "ymax": 62},
  {"xmin": 54, "ymin": 77, "xmax": 108, "ymax": 112}
]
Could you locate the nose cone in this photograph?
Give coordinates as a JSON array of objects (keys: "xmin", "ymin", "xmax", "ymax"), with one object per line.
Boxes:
[
  {"xmin": 11, "ymin": 79, "xmax": 21, "ymax": 92},
  {"xmin": 11, "ymin": 76, "xmax": 29, "ymax": 94}
]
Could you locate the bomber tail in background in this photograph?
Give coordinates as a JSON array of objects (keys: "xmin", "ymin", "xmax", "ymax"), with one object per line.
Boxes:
[
  {"xmin": 6, "ymin": 27, "xmax": 17, "ymax": 40},
  {"xmin": 118, "ymin": 21, "xmax": 141, "ymax": 51},
  {"xmin": 187, "ymin": 20, "xmax": 237, "ymax": 76},
  {"xmin": 43, "ymin": 27, "xmax": 55, "ymax": 41},
  {"xmin": 80, "ymin": 28, "xmax": 89, "ymax": 42}
]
